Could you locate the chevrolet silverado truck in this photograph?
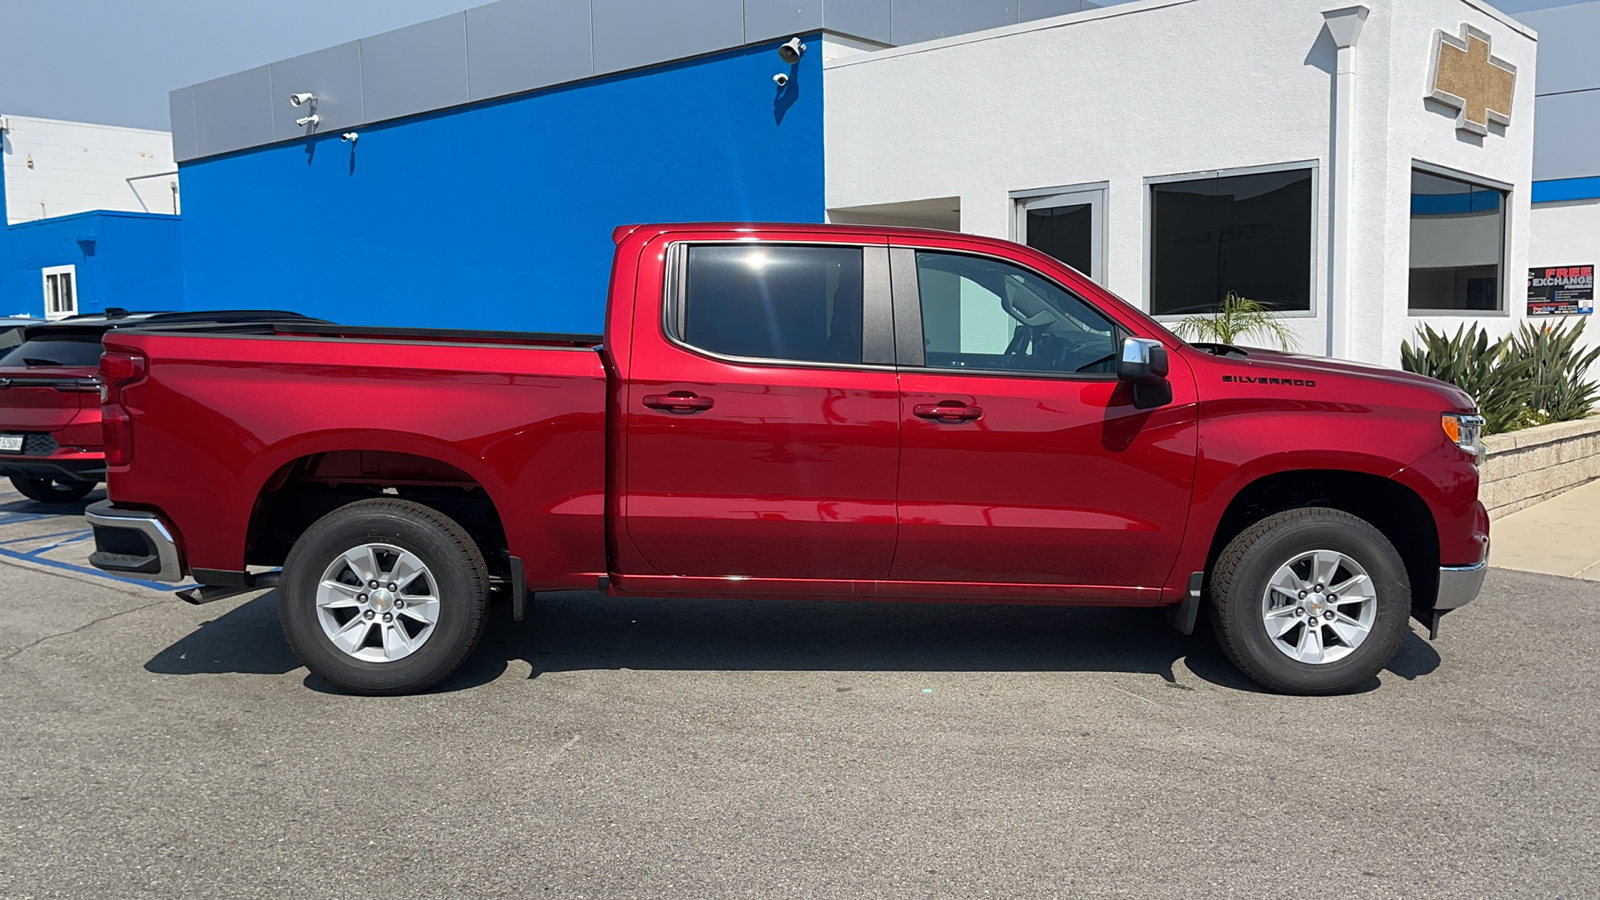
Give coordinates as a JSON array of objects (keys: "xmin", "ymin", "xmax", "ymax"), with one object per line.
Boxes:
[{"xmin": 86, "ymin": 223, "xmax": 1489, "ymax": 696}]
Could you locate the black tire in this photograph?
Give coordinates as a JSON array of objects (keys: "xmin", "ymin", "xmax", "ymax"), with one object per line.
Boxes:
[
  {"xmin": 278, "ymin": 499, "xmax": 489, "ymax": 695},
  {"xmin": 1209, "ymin": 508, "xmax": 1411, "ymax": 695},
  {"xmin": 11, "ymin": 476, "xmax": 97, "ymax": 504}
]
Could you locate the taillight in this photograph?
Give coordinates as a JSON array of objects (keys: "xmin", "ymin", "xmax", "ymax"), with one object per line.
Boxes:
[
  {"xmin": 101, "ymin": 352, "xmax": 146, "ymax": 390},
  {"xmin": 103, "ymin": 405, "xmax": 133, "ymax": 467},
  {"xmin": 100, "ymin": 351, "xmax": 147, "ymax": 469}
]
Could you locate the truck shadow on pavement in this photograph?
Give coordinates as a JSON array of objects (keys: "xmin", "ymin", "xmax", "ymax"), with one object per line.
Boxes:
[{"xmin": 143, "ymin": 590, "xmax": 1442, "ymax": 695}]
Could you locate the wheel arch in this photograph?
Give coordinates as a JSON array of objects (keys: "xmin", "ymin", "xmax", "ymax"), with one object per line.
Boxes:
[
  {"xmin": 244, "ymin": 446, "xmax": 512, "ymax": 577},
  {"xmin": 1202, "ymin": 469, "xmax": 1439, "ymax": 623}
]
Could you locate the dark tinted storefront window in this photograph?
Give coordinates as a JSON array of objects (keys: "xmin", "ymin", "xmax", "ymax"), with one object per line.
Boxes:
[
  {"xmin": 1408, "ymin": 170, "xmax": 1505, "ymax": 312},
  {"xmin": 681, "ymin": 245, "xmax": 864, "ymax": 364},
  {"xmin": 1026, "ymin": 204, "xmax": 1093, "ymax": 276},
  {"xmin": 1149, "ymin": 169, "xmax": 1313, "ymax": 316}
]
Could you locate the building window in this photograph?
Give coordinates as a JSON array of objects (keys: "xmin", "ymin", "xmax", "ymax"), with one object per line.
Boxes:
[
  {"xmin": 914, "ymin": 251, "xmax": 1118, "ymax": 376},
  {"xmin": 42, "ymin": 265, "xmax": 78, "ymax": 321},
  {"xmin": 1408, "ymin": 169, "xmax": 1506, "ymax": 312},
  {"xmin": 1149, "ymin": 168, "xmax": 1314, "ymax": 316},
  {"xmin": 679, "ymin": 245, "xmax": 864, "ymax": 365}
]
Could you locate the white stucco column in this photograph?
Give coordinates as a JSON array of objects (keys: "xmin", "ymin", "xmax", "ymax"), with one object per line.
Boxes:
[{"xmin": 1323, "ymin": 5, "xmax": 1370, "ymax": 360}]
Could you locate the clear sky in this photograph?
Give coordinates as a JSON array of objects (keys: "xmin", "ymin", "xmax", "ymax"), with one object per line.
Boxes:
[{"xmin": 0, "ymin": 0, "xmax": 1588, "ymax": 133}]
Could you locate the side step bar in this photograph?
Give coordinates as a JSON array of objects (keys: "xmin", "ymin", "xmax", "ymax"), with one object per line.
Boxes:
[{"xmin": 177, "ymin": 570, "xmax": 282, "ymax": 606}]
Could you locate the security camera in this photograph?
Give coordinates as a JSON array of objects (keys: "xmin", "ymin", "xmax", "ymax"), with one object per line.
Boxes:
[
  {"xmin": 341, "ymin": 132, "xmax": 359, "ymax": 143},
  {"xmin": 778, "ymin": 37, "xmax": 806, "ymax": 64},
  {"xmin": 296, "ymin": 114, "xmax": 320, "ymax": 128},
  {"xmin": 289, "ymin": 92, "xmax": 316, "ymax": 108},
  {"xmin": 773, "ymin": 72, "xmax": 789, "ymax": 88}
]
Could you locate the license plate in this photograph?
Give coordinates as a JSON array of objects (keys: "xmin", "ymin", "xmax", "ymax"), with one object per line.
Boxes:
[{"xmin": 0, "ymin": 435, "xmax": 21, "ymax": 453}]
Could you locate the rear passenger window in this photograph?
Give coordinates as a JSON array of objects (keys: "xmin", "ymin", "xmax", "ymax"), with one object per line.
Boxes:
[{"xmin": 680, "ymin": 245, "xmax": 864, "ymax": 365}]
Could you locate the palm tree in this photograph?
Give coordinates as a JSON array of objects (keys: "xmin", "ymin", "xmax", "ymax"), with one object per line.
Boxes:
[{"xmin": 1171, "ymin": 292, "xmax": 1297, "ymax": 350}]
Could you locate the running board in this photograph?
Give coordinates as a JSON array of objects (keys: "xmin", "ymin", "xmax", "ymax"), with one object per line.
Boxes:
[{"xmin": 177, "ymin": 570, "xmax": 282, "ymax": 605}]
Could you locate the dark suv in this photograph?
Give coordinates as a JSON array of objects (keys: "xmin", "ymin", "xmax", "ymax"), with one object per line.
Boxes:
[{"xmin": 0, "ymin": 310, "xmax": 323, "ymax": 503}]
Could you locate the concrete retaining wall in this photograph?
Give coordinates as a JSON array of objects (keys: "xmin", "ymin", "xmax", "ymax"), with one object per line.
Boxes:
[{"xmin": 1481, "ymin": 416, "xmax": 1600, "ymax": 517}]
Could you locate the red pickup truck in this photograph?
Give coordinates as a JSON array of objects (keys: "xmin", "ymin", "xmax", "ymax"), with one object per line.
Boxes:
[{"xmin": 86, "ymin": 223, "xmax": 1489, "ymax": 696}]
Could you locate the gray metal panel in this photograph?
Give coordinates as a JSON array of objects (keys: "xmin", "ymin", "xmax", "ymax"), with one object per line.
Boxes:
[
  {"xmin": 168, "ymin": 87, "xmax": 198, "ymax": 163},
  {"xmin": 360, "ymin": 13, "xmax": 469, "ymax": 124},
  {"xmin": 191, "ymin": 65, "xmax": 275, "ymax": 158},
  {"xmin": 590, "ymin": 0, "xmax": 745, "ymax": 75},
  {"xmin": 1517, "ymin": 2, "xmax": 1600, "ymax": 96},
  {"xmin": 743, "ymin": 0, "xmax": 827, "ymax": 44},
  {"xmin": 268, "ymin": 41, "xmax": 363, "ymax": 141},
  {"xmin": 1020, "ymin": 0, "xmax": 1091, "ymax": 23},
  {"xmin": 467, "ymin": 0, "xmax": 595, "ymax": 102},
  {"xmin": 820, "ymin": 0, "xmax": 894, "ymax": 44},
  {"xmin": 1533, "ymin": 90, "xmax": 1600, "ymax": 182},
  {"xmin": 891, "ymin": 0, "xmax": 1021, "ymax": 46}
]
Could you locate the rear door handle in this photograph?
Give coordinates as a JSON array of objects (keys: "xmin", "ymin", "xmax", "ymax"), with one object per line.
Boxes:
[
  {"xmin": 913, "ymin": 402, "xmax": 982, "ymax": 422},
  {"xmin": 643, "ymin": 391, "xmax": 715, "ymax": 413}
]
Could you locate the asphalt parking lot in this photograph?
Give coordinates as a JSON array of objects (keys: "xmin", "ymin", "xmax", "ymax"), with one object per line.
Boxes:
[{"xmin": 1, "ymin": 481, "xmax": 1596, "ymax": 899}]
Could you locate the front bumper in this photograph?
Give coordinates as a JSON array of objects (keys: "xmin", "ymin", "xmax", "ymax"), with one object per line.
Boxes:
[
  {"xmin": 1436, "ymin": 560, "xmax": 1488, "ymax": 611},
  {"xmin": 85, "ymin": 500, "xmax": 185, "ymax": 583}
]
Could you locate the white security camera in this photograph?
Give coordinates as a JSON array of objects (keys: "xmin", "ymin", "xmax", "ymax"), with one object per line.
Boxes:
[
  {"xmin": 778, "ymin": 37, "xmax": 806, "ymax": 64},
  {"xmin": 773, "ymin": 72, "xmax": 789, "ymax": 88},
  {"xmin": 341, "ymin": 132, "xmax": 359, "ymax": 143},
  {"xmin": 296, "ymin": 114, "xmax": 320, "ymax": 128},
  {"xmin": 289, "ymin": 92, "xmax": 316, "ymax": 108}
]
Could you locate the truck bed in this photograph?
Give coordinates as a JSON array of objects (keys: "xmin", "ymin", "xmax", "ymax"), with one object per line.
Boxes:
[{"xmin": 100, "ymin": 324, "xmax": 610, "ymax": 589}]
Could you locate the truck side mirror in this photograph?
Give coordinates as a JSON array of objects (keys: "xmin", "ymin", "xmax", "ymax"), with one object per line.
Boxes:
[{"xmin": 1118, "ymin": 337, "xmax": 1172, "ymax": 410}]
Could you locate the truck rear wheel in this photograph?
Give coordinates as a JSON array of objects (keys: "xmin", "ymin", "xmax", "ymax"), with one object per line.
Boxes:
[
  {"xmin": 1209, "ymin": 508, "xmax": 1410, "ymax": 695},
  {"xmin": 11, "ymin": 476, "xmax": 97, "ymax": 504},
  {"xmin": 278, "ymin": 499, "xmax": 489, "ymax": 695}
]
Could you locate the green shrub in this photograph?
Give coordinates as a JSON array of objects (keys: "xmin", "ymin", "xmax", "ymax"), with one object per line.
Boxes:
[
  {"xmin": 1171, "ymin": 292, "xmax": 1298, "ymax": 350},
  {"xmin": 1508, "ymin": 318, "xmax": 1600, "ymax": 424},
  {"xmin": 1399, "ymin": 323, "xmax": 1535, "ymax": 434}
]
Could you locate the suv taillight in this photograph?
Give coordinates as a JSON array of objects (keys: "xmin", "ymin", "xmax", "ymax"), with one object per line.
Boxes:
[{"xmin": 100, "ymin": 351, "xmax": 147, "ymax": 469}]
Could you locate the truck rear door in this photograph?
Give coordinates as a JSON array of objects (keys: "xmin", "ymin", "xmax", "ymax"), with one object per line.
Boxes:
[{"xmin": 620, "ymin": 232, "xmax": 900, "ymax": 581}]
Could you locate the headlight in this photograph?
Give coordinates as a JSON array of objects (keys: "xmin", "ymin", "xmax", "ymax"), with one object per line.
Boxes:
[{"xmin": 1441, "ymin": 413, "xmax": 1486, "ymax": 464}]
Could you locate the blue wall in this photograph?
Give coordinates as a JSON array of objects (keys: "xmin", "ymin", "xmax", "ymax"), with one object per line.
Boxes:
[
  {"xmin": 1, "ymin": 211, "xmax": 184, "ymax": 318},
  {"xmin": 178, "ymin": 37, "xmax": 827, "ymax": 333}
]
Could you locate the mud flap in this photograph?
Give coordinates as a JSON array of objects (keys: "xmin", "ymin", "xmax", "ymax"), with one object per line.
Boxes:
[{"xmin": 1167, "ymin": 572, "xmax": 1204, "ymax": 635}]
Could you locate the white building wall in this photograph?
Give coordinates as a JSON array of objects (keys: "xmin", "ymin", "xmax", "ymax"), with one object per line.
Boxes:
[
  {"xmin": 1374, "ymin": 0, "xmax": 1536, "ymax": 359},
  {"xmin": 823, "ymin": 0, "xmax": 1538, "ymax": 367},
  {"xmin": 1, "ymin": 116, "xmax": 179, "ymax": 225},
  {"xmin": 1529, "ymin": 199, "xmax": 1600, "ymax": 351}
]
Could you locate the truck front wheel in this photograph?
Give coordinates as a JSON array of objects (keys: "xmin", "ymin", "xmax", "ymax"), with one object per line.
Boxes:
[
  {"xmin": 278, "ymin": 499, "xmax": 489, "ymax": 695},
  {"xmin": 1209, "ymin": 508, "xmax": 1411, "ymax": 695}
]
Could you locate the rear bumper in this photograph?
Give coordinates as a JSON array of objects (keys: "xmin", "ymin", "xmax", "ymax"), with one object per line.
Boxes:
[
  {"xmin": 85, "ymin": 500, "xmax": 184, "ymax": 583},
  {"xmin": 0, "ymin": 456, "xmax": 104, "ymax": 483}
]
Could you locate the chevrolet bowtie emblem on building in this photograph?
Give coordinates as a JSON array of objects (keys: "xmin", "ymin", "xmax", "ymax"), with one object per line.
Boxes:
[{"xmin": 1428, "ymin": 24, "xmax": 1516, "ymax": 137}]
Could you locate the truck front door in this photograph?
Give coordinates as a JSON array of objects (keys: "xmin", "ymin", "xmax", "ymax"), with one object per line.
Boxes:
[
  {"xmin": 888, "ymin": 246, "xmax": 1198, "ymax": 591},
  {"xmin": 622, "ymin": 236, "xmax": 901, "ymax": 581}
]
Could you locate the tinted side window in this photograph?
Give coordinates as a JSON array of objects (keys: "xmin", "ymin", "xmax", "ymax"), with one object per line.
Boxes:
[
  {"xmin": 682, "ymin": 245, "xmax": 864, "ymax": 365},
  {"xmin": 915, "ymin": 252, "xmax": 1118, "ymax": 375},
  {"xmin": 0, "ymin": 336, "xmax": 106, "ymax": 368}
]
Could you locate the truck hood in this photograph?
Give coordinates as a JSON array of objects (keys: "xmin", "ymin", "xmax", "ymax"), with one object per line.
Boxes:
[{"xmin": 1206, "ymin": 346, "xmax": 1477, "ymax": 412}]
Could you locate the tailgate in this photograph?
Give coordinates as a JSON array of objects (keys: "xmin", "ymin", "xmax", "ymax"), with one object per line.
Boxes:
[{"xmin": 0, "ymin": 373, "xmax": 95, "ymax": 433}]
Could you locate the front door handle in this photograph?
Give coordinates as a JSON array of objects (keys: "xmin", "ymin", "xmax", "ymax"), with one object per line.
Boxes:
[
  {"xmin": 644, "ymin": 391, "xmax": 715, "ymax": 413},
  {"xmin": 913, "ymin": 402, "xmax": 982, "ymax": 422}
]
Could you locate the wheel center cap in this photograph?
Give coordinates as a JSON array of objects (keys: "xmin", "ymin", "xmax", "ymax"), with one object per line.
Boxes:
[
  {"xmin": 1305, "ymin": 594, "xmax": 1327, "ymax": 617},
  {"xmin": 369, "ymin": 589, "xmax": 395, "ymax": 612}
]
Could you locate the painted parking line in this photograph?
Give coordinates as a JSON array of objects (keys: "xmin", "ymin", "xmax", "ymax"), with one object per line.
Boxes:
[
  {"xmin": 0, "ymin": 497, "xmax": 192, "ymax": 593},
  {"xmin": 0, "ymin": 543, "xmax": 193, "ymax": 592}
]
